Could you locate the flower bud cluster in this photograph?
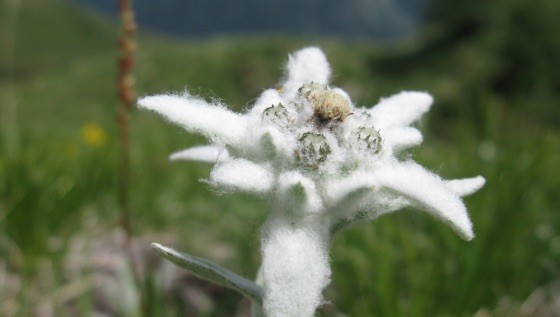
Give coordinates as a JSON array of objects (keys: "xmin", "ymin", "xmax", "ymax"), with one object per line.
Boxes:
[{"xmin": 260, "ymin": 82, "xmax": 382, "ymax": 170}]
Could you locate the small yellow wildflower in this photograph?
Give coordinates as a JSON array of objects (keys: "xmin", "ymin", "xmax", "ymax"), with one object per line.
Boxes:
[{"xmin": 80, "ymin": 122, "xmax": 108, "ymax": 148}]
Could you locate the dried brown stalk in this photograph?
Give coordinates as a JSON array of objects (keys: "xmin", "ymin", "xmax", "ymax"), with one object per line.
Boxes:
[
  {"xmin": 117, "ymin": 0, "xmax": 145, "ymax": 313},
  {"xmin": 117, "ymin": 0, "xmax": 137, "ymax": 236}
]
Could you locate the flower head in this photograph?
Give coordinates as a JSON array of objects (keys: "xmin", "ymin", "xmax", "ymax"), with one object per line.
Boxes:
[{"xmin": 139, "ymin": 47, "xmax": 485, "ymax": 316}]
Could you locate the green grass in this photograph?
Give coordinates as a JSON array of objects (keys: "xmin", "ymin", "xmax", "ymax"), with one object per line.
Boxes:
[{"xmin": 1, "ymin": 0, "xmax": 559, "ymax": 316}]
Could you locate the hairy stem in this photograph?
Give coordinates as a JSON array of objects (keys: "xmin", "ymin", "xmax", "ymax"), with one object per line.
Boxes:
[{"xmin": 260, "ymin": 215, "xmax": 332, "ymax": 317}]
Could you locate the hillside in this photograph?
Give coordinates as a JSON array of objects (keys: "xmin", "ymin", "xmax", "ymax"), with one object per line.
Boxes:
[{"xmin": 69, "ymin": 0, "xmax": 426, "ymax": 40}]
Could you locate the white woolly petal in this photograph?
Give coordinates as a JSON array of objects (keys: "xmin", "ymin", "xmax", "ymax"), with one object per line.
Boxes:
[
  {"xmin": 374, "ymin": 162, "xmax": 474, "ymax": 240},
  {"xmin": 325, "ymin": 170, "xmax": 412, "ymax": 222},
  {"xmin": 138, "ymin": 94, "xmax": 248, "ymax": 145},
  {"xmin": 247, "ymin": 89, "xmax": 284, "ymax": 120},
  {"xmin": 382, "ymin": 127, "xmax": 423, "ymax": 151},
  {"xmin": 209, "ymin": 159, "xmax": 274, "ymax": 194},
  {"xmin": 324, "ymin": 170, "xmax": 376, "ymax": 220},
  {"xmin": 369, "ymin": 91, "xmax": 433, "ymax": 128},
  {"xmin": 324, "ymin": 170, "xmax": 375, "ymax": 205},
  {"xmin": 446, "ymin": 176, "xmax": 486, "ymax": 197},
  {"xmin": 367, "ymin": 192, "xmax": 412, "ymax": 217},
  {"xmin": 282, "ymin": 47, "xmax": 331, "ymax": 98},
  {"xmin": 169, "ymin": 145, "xmax": 230, "ymax": 163},
  {"xmin": 261, "ymin": 218, "xmax": 331, "ymax": 317},
  {"xmin": 277, "ymin": 172, "xmax": 322, "ymax": 214}
]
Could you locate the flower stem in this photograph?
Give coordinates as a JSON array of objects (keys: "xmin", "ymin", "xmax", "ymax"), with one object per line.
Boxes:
[{"xmin": 260, "ymin": 215, "xmax": 332, "ymax": 317}]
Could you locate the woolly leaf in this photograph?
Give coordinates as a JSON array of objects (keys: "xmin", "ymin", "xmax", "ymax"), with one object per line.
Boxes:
[
  {"xmin": 209, "ymin": 159, "xmax": 274, "ymax": 194},
  {"xmin": 369, "ymin": 91, "xmax": 433, "ymax": 128},
  {"xmin": 383, "ymin": 127, "xmax": 423, "ymax": 152},
  {"xmin": 169, "ymin": 145, "xmax": 230, "ymax": 163},
  {"xmin": 374, "ymin": 162, "xmax": 474, "ymax": 240},
  {"xmin": 282, "ymin": 47, "xmax": 331, "ymax": 98},
  {"xmin": 328, "ymin": 186, "xmax": 373, "ymax": 235},
  {"xmin": 446, "ymin": 176, "xmax": 486, "ymax": 197},
  {"xmin": 138, "ymin": 94, "xmax": 247, "ymax": 145}
]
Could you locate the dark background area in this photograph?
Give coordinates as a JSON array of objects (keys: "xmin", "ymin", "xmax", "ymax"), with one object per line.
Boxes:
[{"xmin": 69, "ymin": 0, "xmax": 427, "ymax": 40}]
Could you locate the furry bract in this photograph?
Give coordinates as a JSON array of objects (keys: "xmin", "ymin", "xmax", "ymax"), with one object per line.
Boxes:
[{"xmin": 139, "ymin": 47, "xmax": 484, "ymax": 317}]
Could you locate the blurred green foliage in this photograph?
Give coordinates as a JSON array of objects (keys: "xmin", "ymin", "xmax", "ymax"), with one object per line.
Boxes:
[
  {"xmin": 372, "ymin": 0, "xmax": 560, "ymax": 126},
  {"xmin": 0, "ymin": 0, "xmax": 559, "ymax": 316}
]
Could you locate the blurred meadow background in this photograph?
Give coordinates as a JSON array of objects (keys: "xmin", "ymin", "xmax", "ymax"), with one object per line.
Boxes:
[{"xmin": 1, "ymin": 0, "xmax": 559, "ymax": 316}]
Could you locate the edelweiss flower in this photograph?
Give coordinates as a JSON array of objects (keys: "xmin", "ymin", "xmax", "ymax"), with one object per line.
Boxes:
[{"xmin": 139, "ymin": 47, "xmax": 484, "ymax": 317}]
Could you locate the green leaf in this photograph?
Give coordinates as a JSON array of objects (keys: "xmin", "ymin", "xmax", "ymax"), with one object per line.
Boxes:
[{"xmin": 152, "ymin": 243, "xmax": 263, "ymax": 305}]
